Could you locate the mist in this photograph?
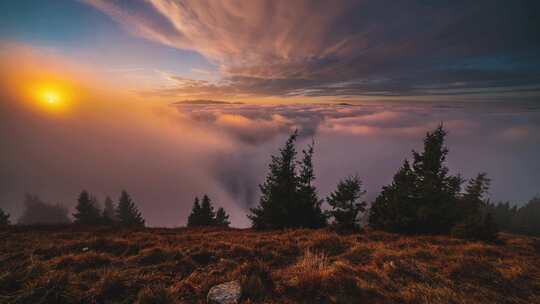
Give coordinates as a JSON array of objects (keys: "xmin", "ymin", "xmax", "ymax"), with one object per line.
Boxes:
[{"xmin": 1, "ymin": 86, "xmax": 539, "ymax": 227}]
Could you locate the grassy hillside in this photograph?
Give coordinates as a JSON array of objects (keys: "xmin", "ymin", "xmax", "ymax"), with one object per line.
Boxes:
[{"xmin": 1, "ymin": 227, "xmax": 539, "ymax": 303}]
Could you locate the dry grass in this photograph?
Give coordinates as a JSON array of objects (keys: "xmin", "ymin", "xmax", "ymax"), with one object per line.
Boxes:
[{"xmin": 0, "ymin": 226, "xmax": 539, "ymax": 303}]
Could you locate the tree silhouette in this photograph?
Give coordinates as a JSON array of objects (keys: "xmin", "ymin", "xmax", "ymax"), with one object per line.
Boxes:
[
  {"xmin": 0, "ymin": 208, "xmax": 9, "ymax": 226},
  {"xmin": 486, "ymin": 201, "xmax": 517, "ymax": 232},
  {"xmin": 214, "ymin": 207, "xmax": 231, "ymax": 227},
  {"xmin": 411, "ymin": 125, "xmax": 463, "ymax": 233},
  {"xmin": 296, "ymin": 142, "xmax": 327, "ymax": 228},
  {"xmin": 452, "ymin": 173, "xmax": 498, "ymax": 241},
  {"xmin": 369, "ymin": 160, "xmax": 417, "ymax": 232},
  {"xmin": 187, "ymin": 195, "xmax": 230, "ymax": 227},
  {"xmin": 73, "ymin": 190, "xmax": 102, "ymax": 225},
  {"xmin": 249, "ymin": 131, "xmax": 327, "ymax": 229},
  {"xmin": 512, "ymin": 196, "xmax": 540, "ymax": 236},
  {"xmin": 116, "ymin": 191, "xmax": 145, "ymax": 227},
  {"xmin": 327, "ymin": 175, "xmax": 367, "ymax": 231},
  {"xmin": 369, "ymin": 125, "xmax": 463, "ymax": 234},
  {"xmin": 102, "ymin": 196, "xmax": 116, "ymax": 224},
  {"xmin": 18, "ymin": 194, "xmax": 70, "ymax": 225},
  {"xmin": 200, "ymin": 195, "xmax": 216, "ymax": 226},
  {"xmin": 249, "ymin": 132, "xmax": 299, "ymax": 229},
  {"xmin": 187, "ymin": 197, "xmax": 203, "ymax": 227}
]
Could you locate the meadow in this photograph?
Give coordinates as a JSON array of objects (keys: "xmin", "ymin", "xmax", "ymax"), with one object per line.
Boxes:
[{"xmin": 1, "ymin": 226, "xmax": 539, "ymax": 304}]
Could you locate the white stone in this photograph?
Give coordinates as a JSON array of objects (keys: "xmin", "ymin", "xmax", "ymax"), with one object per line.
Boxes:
[{"xmin": 207, "ymin": 280, "xmax": 241, "ymax": 304}]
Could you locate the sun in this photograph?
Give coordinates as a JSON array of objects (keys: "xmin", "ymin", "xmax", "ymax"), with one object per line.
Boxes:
[
  {"xmin": 43, "ymin": 91, "xmax": 60, "ymax": 104},
  {"xmin": 28, "ymin": 83, "xmax": 70, "ymax": 113}
]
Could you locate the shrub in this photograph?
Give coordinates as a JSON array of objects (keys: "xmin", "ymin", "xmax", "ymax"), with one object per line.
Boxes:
[{"xmin": 451, "ymin": 213, "xmax": 498, "ymax": 243}]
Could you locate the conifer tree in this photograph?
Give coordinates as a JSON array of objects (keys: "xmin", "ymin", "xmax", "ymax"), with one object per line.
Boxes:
[
  {"xmin": 327, "ymin": 175, "xmax": 367, "ymax": 231},
  {"xmin": 369, "ymin": 160, "xmax": 417, "ymax": 232},
  {"xmin": 249, "ymin": 131, "xmax": 299, "ymax": 229},
  {"xmin": 102, "ymin": 196, "xmax": 116, "ymax": 224},
  {"xmin": 452, "ymin": 173, "xmax": 498, "ymax": 241},
  {"xmin": 0, "ymin": 208, "xmax": 10, "ymax": 226},
  {"xmin": 116, "ymin": 191, "xmax": 145, "ymax": 227},
  {"xmin": 200, "ymin": 195, "xmax": 216, "ymax": 226},
  {"xmin": 187, "ymin": 196, "xmax": 202, "ymax": 227},
  {"xmin": 297, "ymin": 142, "xmax": 327, "ymax": 228},
  {"xmin": 73, "ymin": 190, "xmax": 102, "ymax": 225},
  {"xmin": 18, "ymin": 194, "xmax": 70, "ymax": 225},
  {"xmin": 214, "ymin": 207, "xmax": 231, "ymax": 227},
  {"xmin": 369, "ymin": 125, "xmax": 463, "ymax": 234},
  {"xmin": 411, "ymin": 125, "xmax": 463, "ymax": 233},
  {"xmin": 513, "ymin": 196, "xmax": 540, "ymax": 236}
]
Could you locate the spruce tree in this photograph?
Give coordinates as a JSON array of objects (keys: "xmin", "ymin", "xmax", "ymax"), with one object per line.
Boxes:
[
  {"xmin": 512, "ymin": 196, "xmax": 540, "ymax": 236},
  {"xmin": 249, "ymin": 132, "xmax": 299, "ymax": 229},
  {"xmin": 369, "ymin": 125, "xmax": 463, "ymax": 234},
  {"xmin": 297, "ymin": 142, "xmax": 327, "ymax": 228},
  {"xmin": 200, "ymin": 195, "xmax": 216, "ymax": 226},
  {"xmin": 0, "ymin": 208, "xmax": 10, "ymax": 226},
  {"xmin": 102, "ymin": 196, "xmax": 116, "ymax": 224},
  {"xmin": 369, "ymin": 160, "xmax": 417, "ymax": 232},
  {"xmin": 214, "ymin": 207, "xmax": 231, "ymax": 227},
  {"xmin": 412, "ymin": 125, "xmax": 463, "ymax": 233},
  {"xmin": 73, "ymin": 190, "xmax": 102, "ymax": 225},
  {"xmin": 18, "ymin": 194, "xmax": 71, "ymax": 225},
  {"xmin": 452, "ymin": 173, "xmax": 498, "ymax": 241},
  {"xmin": 116, "ymin": 191, "xmax": 145, "ymax": 227},
  {"xmin": 327, "ymin": 175, "xmax": 367, "ymax": 231},
  {"xmin": 187, "ymin": 197, "xmax": 202, "ymax": 227}
]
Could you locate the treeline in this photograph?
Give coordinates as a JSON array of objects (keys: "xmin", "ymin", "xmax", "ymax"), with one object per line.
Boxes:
[
  {"xmin": 1, "ymin": 125, "xmax": 539, "ymax": 239},
  {"xmin": 186, "ymin": 194, "xmax": 230, "ymax": 227},
  {"xmin": 246, "ymin": 125, "xmax": 539, "ymax": 240},
  {"xmin": 0, "ymin": 190, "xmax": 145, "ymax": 228},
  {"xmin": 486, "ymin": 198, "xmax": 540, "ymax": 236}
]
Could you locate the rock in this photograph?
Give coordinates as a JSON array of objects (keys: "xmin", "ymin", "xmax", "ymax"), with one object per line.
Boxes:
[{"xmin": 207, "ymin": 280, "xmax": 241, "ymax": 304}]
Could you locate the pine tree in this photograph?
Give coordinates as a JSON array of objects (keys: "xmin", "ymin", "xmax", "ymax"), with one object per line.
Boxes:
[
  {"xmin": 102, "ymin": 196, "xmax": 116, "ymax": 224},
  {"xmin": 116, "ymin": 191, "xmax": 145, "ymax": 227},
  {"xmin": 368, "ymin": 125, "xmax": 463, "ymax": 234},
  {"xmin": 327, "ymin": 175, "xmax": 367, "ymax": 232},
  {"xmin": 412, "ymin": 125, "xmax": 463, "ymax": 233},
  {"xmin": 452, "ymin": 173, "xmax": 498, "ymax": 241},
  {"xmin": 0, "ymin": 208, "xmax": 10, "ymax": 226},
  {"xmin": 249, "ymin": 132, "xmax": 299, "ymax": 229},
  {"xmin": 18, "ymin": 194, "xmax": 71, "ymax": 225},
  {"xmin": 369, "ymin": 160, "xmax": 417, "ymax": 232},
  {"xmin": 200, "ymin": 195, "xmax": 216, "ymax": 226},
  {"xmin": 214, "ymin": 207, "xmax": 231, "ymax": 227},
  {"xmin": 460, "ymin": 173, "xmax": 491, "ymax": 217},
  {"xmin": 187, "ymin": 197, "xmax": 202, "ymax": 227},
  {"xmin": 297, "ymin": 142, "xmax": 327, "ymax": 228},
  {"xmin": 512, "ymin": 196, "xmax": 540, "ymax": 236},
  {"xmin": 73, "ymin": 190, "xmax": 102, "ymax": 225}
]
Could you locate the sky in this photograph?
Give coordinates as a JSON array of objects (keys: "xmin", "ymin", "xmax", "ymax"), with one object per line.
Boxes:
[{"xmin": 0, "ymin": 0, "xmax": 539, "ymax": 227}]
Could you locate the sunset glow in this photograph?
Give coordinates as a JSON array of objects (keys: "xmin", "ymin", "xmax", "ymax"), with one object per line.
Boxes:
[
  {"xmin": 0, "ymin": 0, "xmax": 539, "ymax": 229},
  {"xmin": 28, "ymin": 84, "xmax": 70, "ymax": 113}
]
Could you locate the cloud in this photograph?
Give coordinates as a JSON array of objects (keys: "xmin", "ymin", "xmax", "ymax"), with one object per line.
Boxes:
[
  {"xmin": 169, "ymin": 101, "xmax": 540, "ymax": 217},
  {"xmin": 84, "ymin": 0, "xmax": 540, "ymax": 99}
]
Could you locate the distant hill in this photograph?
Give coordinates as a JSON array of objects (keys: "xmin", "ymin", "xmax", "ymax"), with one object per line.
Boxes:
[{"xmin": 1, "ymin": 227, "xmax": 538, "ymax": 303}]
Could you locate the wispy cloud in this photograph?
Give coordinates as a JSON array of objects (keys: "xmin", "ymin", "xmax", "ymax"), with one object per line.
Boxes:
[{"xmin": 84, "ymin": 0, "xmax": 540, "ymax": 100}]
